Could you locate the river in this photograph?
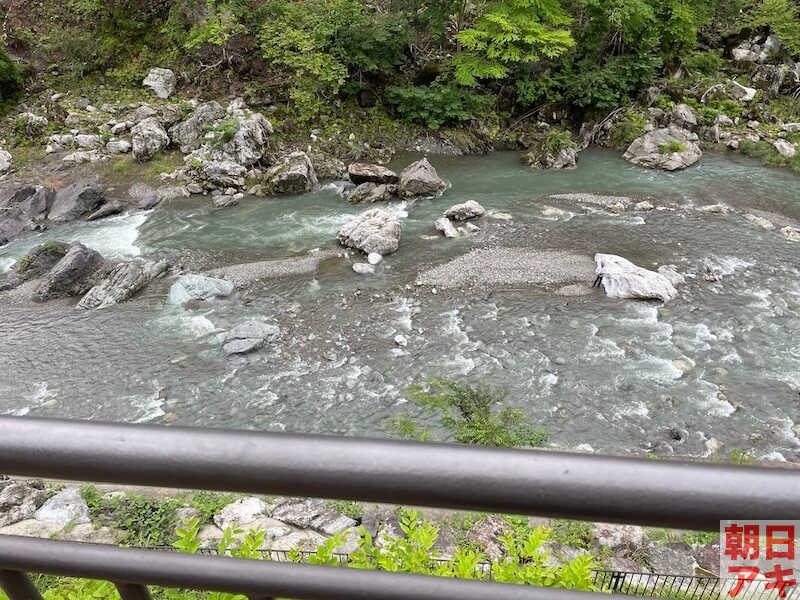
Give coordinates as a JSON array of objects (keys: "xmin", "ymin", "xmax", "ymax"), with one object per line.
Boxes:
[{"xmin": 1, "ymin": 148, "xmax": 799, "ymax": 460}]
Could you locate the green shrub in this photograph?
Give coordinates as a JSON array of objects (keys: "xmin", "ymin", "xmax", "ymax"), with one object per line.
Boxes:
[
  {"xmin": 683, "ymin": 530, "xmax": 719, "ymax": 546},
  {"xmin": 550, "ymin": 519, "xmax": 595, "ymax": 550},
  {"xmin": 188, "ymin": 491, "xmax": 239, "ymax": 523},
  {"xmin": 729, "ymin": 448, "xmax": 754, "ymax": 465},
  {"xmin": 542, "ymin": 129, "xmax": 575, "ymax": 154},
  {"xmin": 326, "ymin": 500, "xmax": 363, "ymax": 521},
  {"xmin": 658, "ymin": 140, "xmax": 687, "ymax": 153},
  {"xmin": 610, "ymin": 112, "xmax": 648, "ymax": 149},
  {"xmin": 385, "ymin": 82, "xmax": 486, "ymax": 130},
  {"xmin": 391, "ymin": 378, "xmax": 549, "ymax": 448},
  {"xmin": 0, "ymin": 49, "xmax": 22, "ymax": 112},
  {"xmin": 681, "ymin": 50, "xmax": 724, "ymax": 75}
]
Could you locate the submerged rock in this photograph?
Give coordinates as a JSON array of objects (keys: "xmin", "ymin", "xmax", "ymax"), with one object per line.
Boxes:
[
  {"xmin": 142, "ymin": 67, "xmax": 176, "ymax": 99},
  {"xmin": 434, "ymin": 216, "xmax": 460, "ymax": 238},
  {"xmin": 3, "ymin": 241, "xmax": 69, "ymax": 289},
  {"xmin": 78, "ymin": 260, "xmax": 168, "ymax": 309},
  {"xmin": 347, "ymin": 163, "xmax": 398, "ymax": 185},
  {"xmin": 86, "ymin": 201, "xmax": 123, "ymax": 221},
  {"xmin": 166, "ymin": 273, "xmax": 234, "ymax": 305},
  {"xmin": 48, "ymin": 179, "xmax": 104, "ymax": 223},
  {"xmin": 346, "ymin": 182, "xmax": 397, "ymax": 203},
  {"xmin": 623, "ymin": 126, "xmax": 701, "ymax": 171},
  {"xmin": 337, "ymin": 208, "xmax": 402, "ymax": 255},
  {"xmin": 352, "ymin": 262, "xmax": 375, "ymax": 274},
  {"xmin": 398, "ymin": 158, "xmax": 447, "ymax": 198},
  {"xmin": 266, "ymin": 151, "xmax": 318, "ymax": 194},
  {"xmin": 594, "ymin": 254, "xmax": 678, "ymax": 302},
  {"xmin": 444, "ymin": 200, "xmax": 485, "ymax": 221},
  {"xmin": 131, "ymin": 117, "xmax": 170, "ymax": 162},
  {"xmin": 222, "ymin": 320, "xmax": 280, "ymax": 355},
  {"xmin": 33, "ymin": 243, "xmax": 106, "ymax": 302}
]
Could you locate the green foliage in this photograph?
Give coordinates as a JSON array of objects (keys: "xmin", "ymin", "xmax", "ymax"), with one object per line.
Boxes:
[
  {"xmin": 747, "ymin": 0, "xmax": 800, "ymax": 57},
  {"xmin": 454, "ymin": 0, "xmax": 574, "ymax": 86},
  {"xmin": 550, "ymin": 519, "xmax": 595, "ymax": 550},
  {"xmin": 658, "ymin": 140, "xmax": 688, "ymax": 153},
  {"xmin": 386, "ymin": 82, "xmax": 486, "ymax": 129},
  {"xmin": 644, "ymin": 527, "xmax": 680, "ymax": 544},
  {"xmin": 203, "ymin": 119, "xmax": 239, "ymax": 146},
  {"xmin": 188, "ymin": 491, "xmax": 239, "ymax": 522},
  {"xmin": 542, "ymin": 128, "xmax": 576, "ymax": 153},
  {"xmin": 184, "ymin": 1, "xmax": 247, "ymax": 50},
  {"xmin": 326, "ymin": 500, "xmax": 364, "ymax": 520},
  {"xmin": 769, "ymin": 96, "xmax": 800, "ymax": 122},
  {"xmin": 398, "ymin": 378, "xmax": 549, "ymax": 447},
  {"xmin": 610, "ymin": 111, "xmax": 648, "ymax": 148},
  {"xmin": 681, "ymin": 50, "xmax": 724, "ymax": 75},
  {"xmin": 682, "ymin": 530, "xmax": 719, "ymax": 546},
  {"xmin": 729, "ymin": 447, "xmax": 754, "ymax": 465},
  {"xmin": 0, "ymin": 49, "xmax": 22, "ymax": 112}
]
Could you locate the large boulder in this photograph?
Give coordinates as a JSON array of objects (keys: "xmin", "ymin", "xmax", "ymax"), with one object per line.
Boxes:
[
  {"xmin": 623, "ymin": 125, "xmax": 701, "ymax": 171},
  {"xmin": 131, "ymin": 117, "xmax": 170, "ymax": 162},
  {"xmin": 444, "ymin": 200, "xmax": 485, "ymax": 221},
  {"xmin": 266, "ymin": 151, "xmax": 318, "ymax": 194},
  {"xmin": 32, "ymin": 243, "xmax": 106, "ymax": 302},
  {"xmin": 398, "ymin": 158, "xmax": 447, "ymax": 197},
  {"xmin": 593, "ymin": 523, "xmax": 645, "ymax": 552},
  {"xmin": 644, "ymin": 544, "xmax": 697, "ymax": 575},
  {"xmin": 213, "ymin": 497, "xmax": 267, "ymax": 529},
  {"xmin": 0, "ymin": 483, "xmax": 47, "ymax": 528},
  {"xmin": 78, "ymin": 260, "xmax": 169, "ymax": 309},
  {"xmin": 270, "ymin": 498, "xmax": 357, "ymax": 535},
  {"xmin": 169, "ymin": 102, "xmax": 225, "ymax": 153},
  {"xmin": 0, "ymin": 182, "xmax": 54, "ymax": 242},
  {"xmin": 3, "ymin": 241, "xmax": 69, "ymax": 289},
  {"xmin": 15, "ymin": 113, "xmax": 48, "ymax": 139},
  {"xmin": 222, "ymin": 320, "xmax": 280, "ymax": 355},
  {"xmin": 0, "ymin": 149, "xmax": 11, "ymax": 175},
  {"xmin": 142, "ymin": 67, "xmax": 177, "ymax": 99},
  {"xmin": 48, "ymin": 179, "xmax": 104, "ymax": 223},
  {"xmin": 522, "ymin": 146, "xmax": 577, "ymax": 170},
  {"xmin": 34, "ymin": 487, "xmax": 90, "ymax": 527},
  {"xmin": 166, "ymin": 273, "xmax": 234, "ymax": 305},
  {"xmin": 671, "ymin": 104, "xmax": 697, "ymax": 129},
  {"xmin": 200, "ymin": 160, "xmax": 247, "ymax": 189},
  {"xmin": 594, "ymin": 253, "xmax": 678, "ymax": 302},
  {"xmin": 434, "ymin": 216, "xmax": 459, "ymax": 238},
  {"xmin": 347, "ymin": 163, "xmax": 398, "ymax": 185},
  {"xmin": 337, "ymin": 208, "xmax": 401, "ymax": 255},
  {"xmin": 223, "ymin": 113, "xmax": 273, "ymax": 166}
]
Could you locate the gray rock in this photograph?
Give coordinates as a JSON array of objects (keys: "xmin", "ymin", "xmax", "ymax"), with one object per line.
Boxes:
[
  {"xmin": 0, "ymin": 519, "xmax": 60, "ymax": 539},
  {"xmin": 693, "ymin": 539, "xmax": 721, "ymax": 575},
  {"xmin": 3, "ymin": 241, "xmax": 69, "ymax": 289},
  {"xmin": 106, "ymin": 140, "xmax": 132, "ymax": 154},
  {"xmin": 595, "ymin": 254, "xmax": 678, "ymax": 302},
  {"xmin": 222, "ymin": 113, "xmax": 273, "ymax": 166},
  {"xmin": 16, "ymin": 113, "xmax": 48, "ymax": 139},
  {"xmin": 0, "ymin": 182, "xmax": 53, "ymax": 242},
  {"xmin": 131, "ymin": 117, "xmax": 170, "ymax": 161},
  {"xmin": 434, "ymin": 216, "xmax": 460, "ymax": 238},
  {"xmin": 213, "ymin": 497, "xmax": 267, "ymax": 529},
  {"xmin": 783, "ymin": 123, "xmax": 800, "ymax": 133},
  {"xmin": 444, "ymin": 200, "xmax": 485, "ymax": 221},
  {"xmin": 266, "ymin": 151, "xmax": 318, "ymax": 194},
  {"xmin": 644, "ymin": 544, "xmax": 697, "ymax": 575},
  {"xmin": 593, "ymin": 523, "xmax": 645, "ymax": 551},
  {"xmin": 607, "ymin": 557, "xmax": 649, "ymax": 573},
  {"xmin": 166, "ymin": 273, "xmax": 234, "ymax": 305},
  {"xmin": 131, "ymin": 105, "xmax": 158, "ymax": 123},
  {"xmin": 159, "ymin": 104, "xmax": 185, "ymax": 129},
  {"xmin": 752, "ymin": 64, "xmax": 785, "ymax": 96},
  {"xmin": 347, "ymin": 163, "xmax": 398, "ymax": 185},
  {"xmin": 213, "ymin": 194, "xmax": 239, "ymax": 208},
  {"xmin": 78, "ymin": 260, "xmax": 168, "ymax": 309},
  {"xmin": 398, "ymin": 158, "xmax": 448, "ymax": 197},
  {"xmin": 774, "ymin": 139, "xmax": 796, "ymax": 158},
  {"xmin": 346, "ymin": 182, "xmax": 397, "ymax": 203},
  {"xmin": 33, "ymin": 243, "xmax": 106, "ymax": 302},
  {"xmin": 466, "ymin": 516, "xmax": 511, "ymax": 560},
  {"xmin": 671, "ymin": 104, "xmax": 697, "ymax": 129},
  {"xmin": 142, "ymin": 67, "xmax": 177, "ymax": 99},
  {"xmin": 62, "ymin": 151, "xmax": 105, "ymax": 164},
  {"xmin": 623, "ymin": 125, "xmax": 702, "ymax": 171},
  {"xmin": 270, "ymin": 498, "xmax": 357, "ymax": 535},
  {"xmin": 201, "ymin": 161, "xmax": 247, "ymax": 188},
  {"xmin": 223, "ymin": 321, "xmax": 279, "ymax": 345},
  {"xmin": 352, "ymin": 262, "xmax": 375, "ymax": 274},
  {"xmin": 310, "ymin": 154, "xmax": 347, "ymax": 180},
  {"xmin": 0, "ymin": 484, "xmax": 47, "ymax": 528},
  {"xmin": 270, "ymin": 531, "xmax": 327, "ymax": 553},
  {"xmin": 169, "ymin": 102, "xmax": 225, "ymax": 153},
  {"xmin": 0, "ymin": 149, "xmax": 11, "ymax": 175},
  {"xmin": 523, "ymin": 146, "xmax": 577, "ymax": 170},
  {"xmin": 728, "ymin": 80, "xmax": 757, "ymax": 102},
  {"xmin": 337, "ymin": 208, "xmax": 401, "ymax": 255},
  {"xmin": 34, "ymin": 487, "xmax": 90, "ymax": 527},
  {"xmin": 223, "ymin": 338, "xmax": 265, "ymax": 355},
  {"xmin": 86, "ymin": 201, "xmax": 123, "ymax": 221},
  {"xmin": 48, "ymin": 179, "xmax": 104, "ymax": 223},
  {"xmin": 74, "ymin": 134, "xmax": 104, "ymax": 149}
]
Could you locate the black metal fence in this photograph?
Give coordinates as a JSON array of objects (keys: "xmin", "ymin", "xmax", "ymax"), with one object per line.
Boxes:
[{"xmin": 0, "ymin": 416, "xmax": 799, "ymax": 600}]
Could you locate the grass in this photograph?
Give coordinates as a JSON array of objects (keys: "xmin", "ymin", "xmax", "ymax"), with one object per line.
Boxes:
[
  {"xmin": 658, "ymin": 140, "xmax": 687, "ymax": 154},
  {"xmin": 737, "ymin": 139, "xmax": 800, "ymax": 175},
  {"xmin": 326, "ymin": 500, "xmax": 364, "ymax": 521},
  {"xmin": 550, "ymin": 519, "xmax": 595, "ymax": 550}
]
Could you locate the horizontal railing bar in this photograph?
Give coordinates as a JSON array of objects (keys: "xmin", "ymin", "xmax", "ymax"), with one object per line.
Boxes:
[
  {"xmin": 0, "ymin": 536, "xmax": 649, "ymax": 600},
  {"xmin": 1, "ymin": 417, "xmax": 799, "ymax": 530}
]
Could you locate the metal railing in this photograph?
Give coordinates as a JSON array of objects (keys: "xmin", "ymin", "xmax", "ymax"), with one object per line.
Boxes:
[{"xmin": 0, "ymin": 416, "xmax": 798, "ymax": 600}]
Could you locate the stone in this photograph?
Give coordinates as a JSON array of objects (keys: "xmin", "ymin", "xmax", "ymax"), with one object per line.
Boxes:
[
  {"xmin": 697, "ymin": 203, "xmax": 729, "ymax": 214},
  {"xmin": 783, "ymin": 123, "xmax": 800, "ymax": 133},
  {"xmin": 367, "ymin": 253, "xmax": 382, "ymax": 265},
  {"xmin": 142, "ymin": 67, "xmax": 177, "ymax": 99},
  {"xmin": 106, "ymin": 140, "xmax": 132, "ymax": 154},
  {"xmin": 60, "ymin": 523, "xmax": 119, "ymax": 545},
  {"xmin": 48, "ymin": 179, "xmax": 104, "ymax": 222},
  {"xmin": 748, "ymin": 120, "xmax": 760, "ymax": 130},
  {"xmin": 131, "ymin": 117, "xmax": 170, "ymax": 161},
  {"xmin": 671, "ymin": 104, "xmax": 697, "ymax": 129},
  {"xmin": 34, "ymin": 487, "xmax": 90, "ymax": 527},
  {"xmin": 337, "ymin": 208, "xmax": 402, "ymax": 255},
  {"xmin": 780, "ymin": 226, "xmax": 800, "ymax": 241},
  {"xmin": 729, "ymin": 81, "xmax": 757, "ymax": 102},
  {"xmin": 444, "ymin": 200, "xmax": 485, "ymax": 221},
  {"xmin": 753, "ymin": 64, "xmax": 785, "ymax": 96},
  {"xmin": 394, "ymin": 334, "xmax": 408, "ymax": 347},
  {"xmin": 270, "ymin": 498, "xmax": 357, "ymax": 535},
  {"xmin": 62, "ymin": 150, "xmax": 105, "ymax": 164},
  {"xmin": 223, "ymin": 338, "xmax": 265, "ymax": 355},
  {"xmin": 131, "ymin": 105, "xmax": 158, "ymax": 123},
  {"xmin": 270, "ymin": 531, "xmax": 327, "ymax": 553},
  {"xmin": 33, "ymin": 243, "xmax": 106, "ymax": 302},
  {"xmin": 74, "ymin": 134, "xmax": 103, "ymax": 149},
  {"xmin": 0, "ymin": 183, "xmax": 54, "ymax": 243},
  {"xmin": 310, "ymin": 154, "xmax": 347, "ymax": 180},
  {"xmin": 213, "ymin": 497, "xmax": 268, "ymax": 529},
  {"xmin": 0, "ymin": 519, "xmax": 60, "ymax": 538},
  {"xmin": 0, "ymin": 149, "xmax": 11, "ymax": 175},
  {"xmin": 266, "ymin": 151, "xmax": 318, "ymax": 194},
  {"xmin": 223, "ymin": 113, "xmax": 273, "ymax": 166},
  {"xmin": 715, "ymin": 114, "xmax": 734, "ymax": 127},
  {"xmin": 594, "ymin": 254, "xmax": 678, "ymax": 302},
  {"xmin": 222, "ymin": 321, "xmax": 279, "ymax": 352},
  {"xmin": 644, "ymin": 544, "xmax": 697, "ymax": 575},
  {"xmin": 16, "ymin": 113, "xmax": 48, "ymax": 138},
  {"xmin": 398, "ymin": 158, "xmax": 448, "ymax": 198},
  {"xmin": 111, "ymin": 122, "xmax": 130, "ymax": 135},
  {"xmin": 774, "ymin": 139, "xmax": 796, "ymax": 158},
  {"xmin": 159, "ymin": 105, "xmax": 184, "ymax": 129},
  {"xmin": 4, "ymin": 241, "xmax": 69, "ymax": 288},
  {"xmin": 635, "ymin": 200, "xmax": 655, "ymax": 211},
  {"xmin": 346, "ymin": 182, "xmax": 397, "ymax": 203},
  {"xmin": 169, "ymin": 102, "xmax": 225, "ymax": 153},
  {"xmin": 213, "ymin": 195, "xmax": 239, "ymax": 208},
  {"xmin": 434, "ymin": 216, "xmax": 460, "ymax": 238},
  {"xmin": 201, "ymin": 161, "xmax": 247, "ymax": 189},
  {"xmin": 623, "ymin": 125, "xmax": 702, "ymax": 171},
  {"xmin": 608, "ymin": 557, "xmax": 649, "ymax": 573},
  {"xmin": 78, "ymin": 260, "xmax": 168, "ymax": 309},
  {"xmin": 466, "ymin": 516, "xmax": 511, "ymax": 560},
  {"xmin": 744, "ymin": 214, "xmax": 775, "ymax": 230},
  {"xmin": 347, "ymin": 163, "xmax": 398, "ymax": 185},
  {"xmin": 693, "ymin": 539, "xmax": 721, "ymax": 576},
  {"xmin": 657, "ymin": 265, "xmax": 686, "ymax": 287},
  {"xmin": 352, "ymin": 262, "xmax": 375, "ymax": 275},
  {"xmin": 86, "ymin": 201, "xmax": 124, "ymax": 221},
  {"xmin": 165, "ymin": 273, "xmax": 234, "ymax": 305},
  {"xmin": 0, "ymin": 484, "xmax": 47, "ymax": 528},
  {"xmin": 593, "ymin": 523, "xmax": 645, "ymax": 551}
]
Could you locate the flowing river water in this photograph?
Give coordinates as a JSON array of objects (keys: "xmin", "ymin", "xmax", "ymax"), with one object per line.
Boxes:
[{"xmin": 2, "ymin": 148, "xmax": 800, "ymax": 460}]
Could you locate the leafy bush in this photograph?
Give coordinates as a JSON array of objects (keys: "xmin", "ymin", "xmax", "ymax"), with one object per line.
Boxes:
[
  {"xmin": 0, "ymin": 49, "xmax": 22, "ymax": 111},
  {"xmin": 683, "ymin": 530, "xmax": 719, "ymax": 546},
  {"xmin": 386, "ymin": 82, "xmax": 485, "ymax": 129},
  {"xmin": 747, "ymin": 0, "xmax": 800, "ymax": 57},
  {"xmin": 681, "ymin": 50, "xmax": 724, "ymax": 75},
  {"xmin": 391, "ymin": 378, "xmax": 549, "ymax": 448},
  {"xmin": 658, "ymin": 140, "xmax": 687, "ymax": 153},
  {"xmin": 550, "ymin": 519, "xmax": 596, "ymax": 550},
  {"xmin": 188, "ymin": 491, "xmax": 239, "ymax": 522},
  {"xmin": 610, "ymin": 112, "xmax": 648, "ymax": 149},
  {"xmin": 543, "ymin": 129, "xmax": 575, "ymax": 154}
]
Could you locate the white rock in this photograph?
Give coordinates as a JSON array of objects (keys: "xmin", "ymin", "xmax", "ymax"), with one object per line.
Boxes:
[
  {"xmin": 166, "ymin": 273, "xmax": 234, "ymax": 305},
  {"xmin": 729, "ymin": 80, "xmax": 757, "ymax": 102},
  {"xmin": 394, "ymin": 334, "xmax": 408, "ymax": 347},
  {"xmin": 780, "ymin": 226, "xmax": 800, "ymax": 241},
  {"xmin": 0, "ymin": 149, "xmax": 11, "ymax": 175},
  {"xmin": 594, "ymin": 254, "xmax": 678, "ymax": 302},
  {"xmin": 214, "ymin": 497, "xmax": 267, "ymax": 529},
  {"xmin": 142, "ymin": 67, "xmax": 177, "ymax": 99},
  {"xmin": 337, "ymin": 209, "xmax": 401, "ymax": 255},
  {"xmin": 657, "ymin": 265, "xmax": 686, "ymax": 287},
  {"xmin": 75, "ymin": 134, "xmax": 104, "ymax": 149},
  {"xmin": 62, "ymin": 151, "xmax": 105, "ymax": 163},
  {"xmin": 106, "ymin": 140, "xmax": 132, "ymax": 154},
  {"xmin": 352, "ymin": 262, "xmax": 375, "ymax": 274},
  {"xmin": 444, "ymin": 200, "xmax": 485, "ymax": 221},
  {"xmin": 774, "ymin": 139, "xmax": 796, "ymax": 158},
  {"xmin": 697, "ymin": 203, "xmax": 729, "ymax": 214},
  {"xmin": 634, "ymin": 200, "xmax": 655, "ymax": 211},
  {"xmin": 34, "ymin": 488, "xmax": 90, "ymax": 527},
  {"xmin": 623, "ymin": 125, "xmax": 702, "ymax": 171},
  {"xmin": 744, "ymin": 214, "xmax": 775, "ymax": 230},
  {"xmin": 367, "ymin": 252, "xmax": 383, "ymax": 265},
  {"xmin": 131, "ymin": 117, "xmax": 170, "ymax": 161},
  {"xmin": 435, "ymin": 216, "xmax": 460, "ymax": 238}
]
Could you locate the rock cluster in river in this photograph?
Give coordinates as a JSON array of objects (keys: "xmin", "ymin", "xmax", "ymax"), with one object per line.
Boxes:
[{"xmin": 337, "ymin": 209, "xmax": 402, "ymax": 256}]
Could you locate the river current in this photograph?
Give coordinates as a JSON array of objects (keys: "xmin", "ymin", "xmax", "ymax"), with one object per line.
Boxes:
[{"xmin": 2, "ymin": 149, "xmax": 799, "ymax": 460}]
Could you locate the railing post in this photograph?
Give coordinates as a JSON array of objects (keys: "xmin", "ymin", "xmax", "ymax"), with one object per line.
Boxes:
[
  {"xmin": 0, "ymin": 570, "xmax": 43, "ymax": 600},
  {"xmin": 114, "ymin": 582, "xmax": 153, "ymax": 600}
]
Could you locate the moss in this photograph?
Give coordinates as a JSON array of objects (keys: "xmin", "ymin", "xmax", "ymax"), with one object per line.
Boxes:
[{"xmin": 658, "ymin": 140, "xmax": 687, "ymax": 153}]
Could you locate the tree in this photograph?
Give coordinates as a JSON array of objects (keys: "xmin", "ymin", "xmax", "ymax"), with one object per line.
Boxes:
[{"xmin": 453, "ymin": 0, "xmax": 575, "ymax": 86}]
